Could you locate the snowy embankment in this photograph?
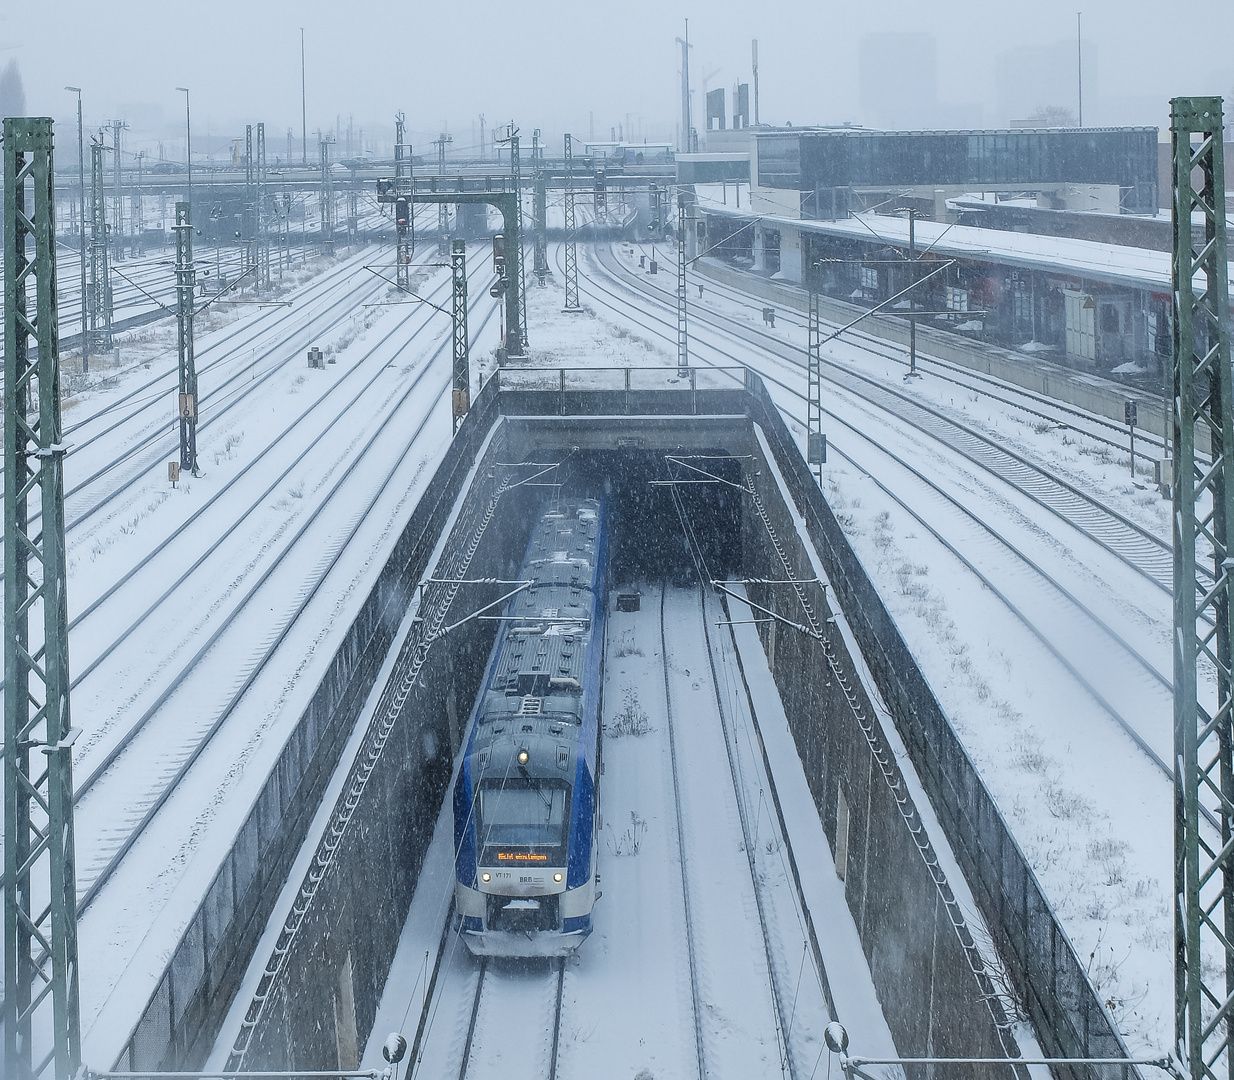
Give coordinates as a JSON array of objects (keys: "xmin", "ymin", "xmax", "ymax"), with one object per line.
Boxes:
[
  {"xmin": 1, "ymin": 239, "xmax": 516, "ymax": 1069},
  {"xmin": 570, "ymin": 241, "xmax": 1179, "ymax": 1056}
]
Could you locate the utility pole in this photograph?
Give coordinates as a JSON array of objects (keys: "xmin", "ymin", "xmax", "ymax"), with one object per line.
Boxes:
[
  {"xmin": 174, "ymin": 202, "xmax": 199, "ymax": 475},
  {"xmin": 320, "ymin": 136, "xmax": 334, "ymax": 254},
  {"xmin": 677, "ymin": 192, "xmax": 689, "ymax": 377},
  {"xmin": 677, "ymin": 22, "xmax": 693, "ymax": 154},
  {"xmin": 479, "ymin": 113, "xmax": 486, "ymax": 161},
  {"xmin": 563, "ymin": 134, "xmax": 581, "ymax": 313},
  {"xmin": 3, "ymin": 115, "xmax": 82, "ymax": 1080},
  {"xmin": 436, "ymin": 131, "xmax": 452, "ymax": 256},
  {"xmin": 451, "ymin": 238, "xmax": 469, "ymax": 432},
  {"xmin": 88, "ymin": 137, "xmax": 112, "ymax": 353},
  {"xmin": 1076, "ymin": 13, "xmax": 1083, "ymax": 128},
  {"xmin": 752, "ymin": 39, "xmax": 760, "ymax": 127},
  {"xmin": 348, "ymin": 168, "xmax": 359, "ymax": 249},
  {"xmin": 176, "ymin": 88, "xmax": 191, "ymax": 218},
  {"xmin": 1172, "ymin": 95, "xmax": 1233, "ymax": 1080},
  {"xmin": 66, "ymin": 87, "xmax": 88, "ymax": 371}
]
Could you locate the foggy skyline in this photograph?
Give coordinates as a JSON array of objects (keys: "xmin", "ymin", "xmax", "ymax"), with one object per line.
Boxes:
[{"xmin": 3, "ymin": 0, "xmax": 1232, "ymax": 155}]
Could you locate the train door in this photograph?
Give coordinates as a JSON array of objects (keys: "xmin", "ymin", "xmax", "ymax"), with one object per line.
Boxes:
[{"xmin": 1064, "ymin": 289, "xmax": 1096, "ymax": 361}]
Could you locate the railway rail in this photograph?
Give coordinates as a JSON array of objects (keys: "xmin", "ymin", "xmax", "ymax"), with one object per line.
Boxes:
[{"xmin": 562, "ymin": 240, "xmax": 1189, "ymax": 819}]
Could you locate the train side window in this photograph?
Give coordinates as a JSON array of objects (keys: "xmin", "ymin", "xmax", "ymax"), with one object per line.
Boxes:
[{"xmin": 835, "ymin": 786, "xmax": 851, "ymax": 882}]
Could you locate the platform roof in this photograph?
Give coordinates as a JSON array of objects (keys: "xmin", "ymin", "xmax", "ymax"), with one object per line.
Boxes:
[{"xmin": 695, "ymin": 187, "xmax": 1234, "ymax": 297}]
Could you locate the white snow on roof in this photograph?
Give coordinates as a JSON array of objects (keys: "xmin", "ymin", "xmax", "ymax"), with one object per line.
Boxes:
[{"xmin": 695, "ymin": 187, "xmax": 1234, "ymax": 294}]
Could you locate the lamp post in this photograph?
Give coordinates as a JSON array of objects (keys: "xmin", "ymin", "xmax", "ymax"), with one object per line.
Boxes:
[
  {"xmin": 300, "ymin": 28, "xmax": 307, "ymax": 166},
  {"xmin": 66, "ymin": 86, "xmax": 88, "ymax": 371},
  {"xmin": 176, "ymin": 87, "xmax": 191, "ymax": 215}
]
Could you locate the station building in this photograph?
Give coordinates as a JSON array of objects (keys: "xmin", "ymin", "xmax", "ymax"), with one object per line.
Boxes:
[{"xmin": 679, "ymin": 125, "xmax": 1234, "ymax": 386}]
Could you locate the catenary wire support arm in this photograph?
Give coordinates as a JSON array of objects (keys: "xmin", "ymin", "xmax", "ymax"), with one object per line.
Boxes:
[
  {"xmin": 4, "ymin": 114, "xmax": 83, "ymax": 1080},
  {"xmin": 1171, "ymin": 95, "xmax": 1234, "ymax": 1080}
]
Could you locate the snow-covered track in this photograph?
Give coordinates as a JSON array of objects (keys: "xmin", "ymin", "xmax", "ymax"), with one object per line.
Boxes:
[
  {"xmin": 456, "ymin": 959, "xmax": 565, "ymax": 1080},
  {"xmin": 656, "ymin": 584, "xmax": 806, "ymax": 1080},
  {"xmin": 0, "ymin": 245, "xmax": 383, "ymax": 544},
  {"xmin": 570, "ymin": 242, "xmax": 1185, "ymax": 818},
  {"xmin": 65, "ymin": 272, "xmax": 499, "ymax": 919},
  {"xmin": 624, "ymin": 237, "xmax": 1169, "ymax": 458},
  {"xmin": 593, "ymin": 242, "xmax": 1176, "ymax": 594}
]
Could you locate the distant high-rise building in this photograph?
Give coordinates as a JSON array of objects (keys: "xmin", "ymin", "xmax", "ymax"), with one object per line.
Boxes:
[
  {"xmin": 996, "ymin": 41, "xmax": 1098, "ymax": 126},
  {"xmin": 858, "ymin": 33, "xmax": 938, "ymax": 129}
]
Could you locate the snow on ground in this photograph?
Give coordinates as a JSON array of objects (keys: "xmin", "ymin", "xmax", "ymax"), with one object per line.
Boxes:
[
  {"xmin": 39, "ymin": 217, "xmax": 1191, "ymax": 1068},
  {"xmin": 2, "ymin": 240, "xmax": 512, "ymax": 1069},
  {"xmin": 574, "ymin": 243, "xmax": 1180, "ymax": 1054},
  {"xmin": 361, "ymin": 583, "xmax": 898, "ymax": 1078}
]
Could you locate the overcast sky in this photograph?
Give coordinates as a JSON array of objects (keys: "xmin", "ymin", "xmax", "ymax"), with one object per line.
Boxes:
[{"xmin": 4, "ymin": 0, "xmax": 1233, "ymax": 155}]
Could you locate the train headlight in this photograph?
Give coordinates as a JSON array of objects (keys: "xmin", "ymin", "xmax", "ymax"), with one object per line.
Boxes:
[
  {"xmin": 517, "ymin": 749, "xmax": 530, "ymax": 765},
  {"xmin": 481, "ymin": 873, "xmax": 491, "ymax": 883},
  {"xmin": 554, "ymin": 873, "xmax": 563, "ymax": 882}
]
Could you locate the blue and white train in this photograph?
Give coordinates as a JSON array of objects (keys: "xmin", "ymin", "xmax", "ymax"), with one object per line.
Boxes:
[{"xmin": 452, "ymin": 499, "xmax": 609, "ymax": 956}]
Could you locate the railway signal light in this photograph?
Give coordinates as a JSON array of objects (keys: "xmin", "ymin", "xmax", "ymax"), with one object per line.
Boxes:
[
  {"xmin": 489, "ymin": 279, "xmax": 507, "ymax": 298},
  {"xmin": 395, "ymin": 197, "xmax": 409, "ymax": 237},
  {"xmin": 492, "ymin": 232, "xmax": 506, "ymax": 273}
]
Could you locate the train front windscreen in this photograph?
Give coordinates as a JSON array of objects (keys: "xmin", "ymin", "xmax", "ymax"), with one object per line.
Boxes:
[{"xmin": 477, "ymin": 778, "xmax": 571, "ymax": 865}]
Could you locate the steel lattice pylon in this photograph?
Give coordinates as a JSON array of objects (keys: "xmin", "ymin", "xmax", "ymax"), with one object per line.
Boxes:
[
  {"xmin": 677, "ymin": 192, "xmax": 688, "ymax": 377},
  {"xmin": 451, "ymin": 239, "xmax": 469, "ymax": 432},
  {"xmin": 87, "ymin": 138, "xmax": 112, "ymax": 352},
  {"xmin": 256, "ymin": 122, "xmax": 268, "ymax": 289},
  {"xmin": 510, "ymin": 130, "xmax": 528, "ymax": 351},
  {"xmin": 394, "ymin": 112, "xmax": 411, "ymax": 288},
  {"xmin": 1172, "ymin": 95, "xmax": 1234, "ymax": 1080},
  {"xmin": 3, "ymin": 115, "xmax": 82, "ymax": 1080},
  {"xmin": 244, "ymin": 124, "xmax": 256, "ymax": 283},
  {"xmin": 319, "ymin": 137, "xmax": 334, "ymax": 254},
  {"xmin": 808, "ymin": 288, "xmax": 823, "ymax": 486},
  {"xmin": 562, "ymin": 134, "xmax": 581, "ymax": 312},
  {"xmin": 533, "ymin": 167, "xmax": 548, "ymax": 283},
  {"xmin": 174, "ymin": 201, "xmax": 199, "ymax": 474}
]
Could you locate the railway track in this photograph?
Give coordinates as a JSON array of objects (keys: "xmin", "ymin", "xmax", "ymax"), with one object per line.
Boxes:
[
  {"xmin": 4, "ymin": 247, "xmax": 502, "ymax": 1039},
  {"xmin": 70, "ymin": 261, "xmax": 496, "ymax": 915},
  {"xmin": 622, "ymin": 237, "xmax": 1170, "ymax": 458},
  {"xmin": 403, "ymin": 578, "xmax": 834, "ymax": 1080},
  {"xmin": 597, "ymin": 242, "xmax": 1179, "ymax": 593},
  {"xmin": 565, "ymin": 240, "xmax": 1188, "ymax": 815},
  {"xmin": 455, "ymin": 960, "xmax": 565, "ymax": 1080}
]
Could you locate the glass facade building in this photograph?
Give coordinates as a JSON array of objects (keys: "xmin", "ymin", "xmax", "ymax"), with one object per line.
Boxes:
[{"xmin": 756, "ymin": 128, "xmax": 1159, "ymax": 214}]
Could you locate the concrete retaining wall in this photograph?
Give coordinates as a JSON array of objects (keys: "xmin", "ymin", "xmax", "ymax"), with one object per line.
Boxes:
[
  {"xmin": 240, "ymin": 425, "xmax": 545, "ymax": 1069},
  {"xmin": 745, "ymin": 379, "xmax": 1137, "ymax": 1080},
  {"xmin": 108, "ymin": 380, "xmax": 506, "ymax": 1072},
  {"xmin": 740, "ymin": 444, "xmax": 1016, "ymax": 1078}
]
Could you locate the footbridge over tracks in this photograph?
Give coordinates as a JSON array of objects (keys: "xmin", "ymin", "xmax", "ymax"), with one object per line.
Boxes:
[{"xmin": 96, "ymin": 369, "xmax": 1137, "ymax": 1080}]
